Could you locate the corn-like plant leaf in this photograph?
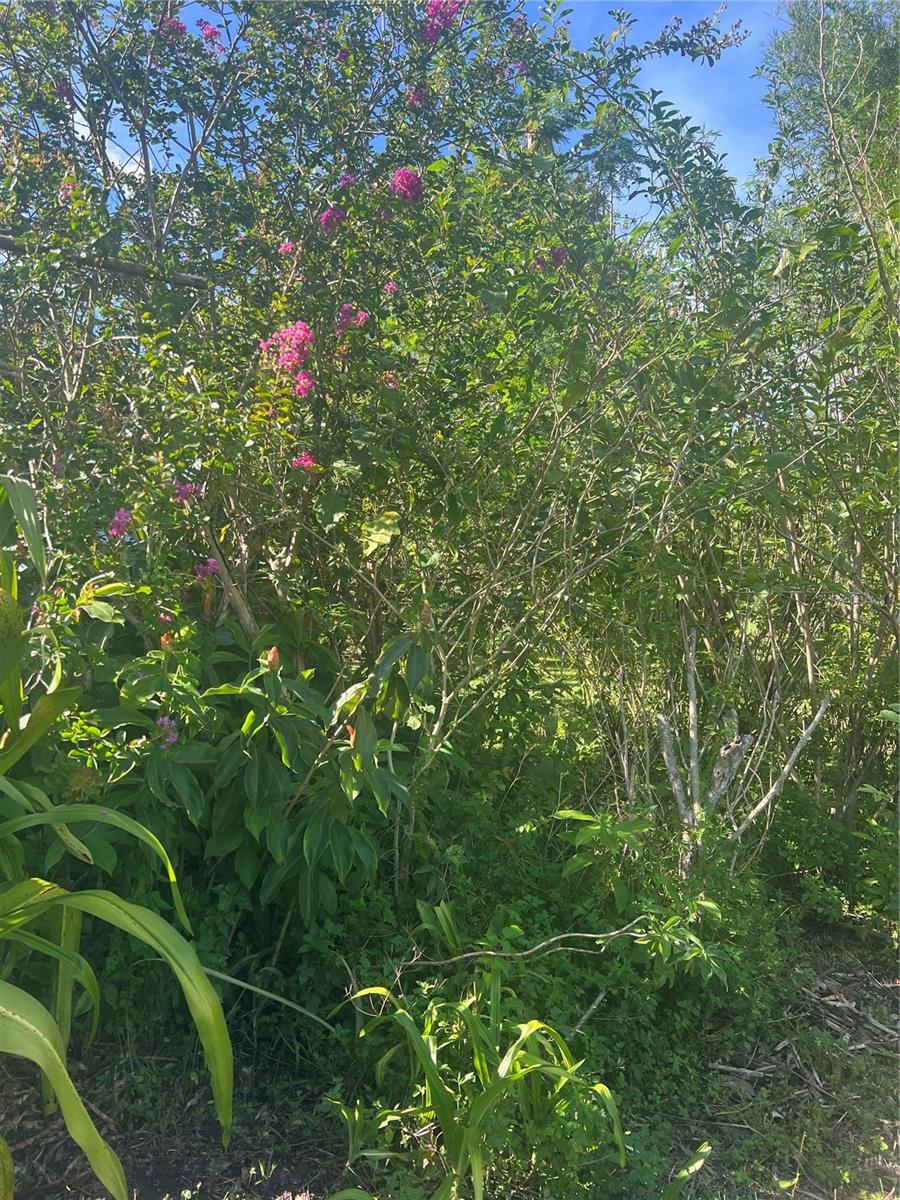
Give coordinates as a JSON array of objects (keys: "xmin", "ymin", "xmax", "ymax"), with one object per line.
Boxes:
[
  {"xmin": 202, "ymin": 967, "xmax": 333, "ymax": 1032},
  {"xmin": 0, "ymin": 777, "xmax": 93, "ymax": 864},
  {"xmin": 352, "ymin": 988, "xmax": 461, "ymax": 1162},
  {"xmin": 2, "ymin": 927, "xmax": 100, "ymax": 1039},
  {"xmin": 0, "ymin": 979, "xmax": 127, "ymax": 1200},
  {"xmin": 0, "ymin": 476, "xmax": 46, "ymax": 582},
  {"xmin": 6, "ymin": 887, "xmax": 232, "ymax": 1143},
  {"xmin": 661, "ymin": 1140, "xmax": 712, "ymax": 1198},
  {"xmin": 0, "ymin": 805, "xmax": 188, "ymax": 929},
  {"xmin": 0, "ymin": 688, "xmax": 81, "ymax": 778},
  {"xmin": 0, "ymin": 631, "xmax": 28, "ymax": 737},
  {"xmin": 0, "ymin": 1134, "xmax": 12, "ymax": 1200}
]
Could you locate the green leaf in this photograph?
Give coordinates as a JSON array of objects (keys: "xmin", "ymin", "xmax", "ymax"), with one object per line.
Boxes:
[
  {"xmin": 0, "ymin": 687, "xmax": 81, "ymax": 777},
  {"xmin": 81, "ymin": 600, "xmax": 121, "ymax": 624},
  {"xmin": 9, "ymin": 887, "xmax": 232, "ymax": 1143},
  {"xmin": 203, "ymin": 968, "xmax": 333, "ymax": 1031},
  {"xmin": 0, "ymin": 979, "xmax": 127, "ymax": 1199},
  {"xmin": 0, "ymin": 476, "xmax": 46, "ymax": 581},
  {"xmin": 369, "ymin": 634, "xmax": 415, "ymax": 694},
  {"xmin": 405, "ymin": 644, "xmax": 429, "ymax": 693},
  {"xmin": 167, "ymin": 764, "xmax": 205, "ymax": 825},
  {"xmin": 662, "ymin": 1141, "xmax": 712, "ymax": 1198},
  {"xmin": 361, "ymin": 511, "xmax": 400, "ymax": 557},
  {"xmin": 3, "ymin": 925, "xmax": 100, "ymax": 1040},
  {"xmin": 350, "ymin": 706, "xmax": 377, "ymax": 769},
  {"xmin": 0, "ymin": 806, "xmax": 189, "ymax": 930}
]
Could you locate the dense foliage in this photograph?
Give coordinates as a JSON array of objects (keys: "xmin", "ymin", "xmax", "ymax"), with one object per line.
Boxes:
[{"xmin": 0, "ymin": 1, "xmax": 895, "ymax": 1197}]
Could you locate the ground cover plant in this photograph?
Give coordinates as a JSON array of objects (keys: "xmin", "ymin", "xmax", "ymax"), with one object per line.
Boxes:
[{"xmin": 0, "ymin": 0, "xmax": 896, "ymax": 1197}]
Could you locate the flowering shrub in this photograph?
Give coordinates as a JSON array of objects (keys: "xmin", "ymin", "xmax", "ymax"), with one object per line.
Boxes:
[
  {"xmin": 108, "ymin": 508, "xmax": 131, "ymax": 538},
  {"xmin": 390, "ymin": 167, "xmax": 423, "ymax": 202},
  {"xmin": 319, "ymin": 205, "xmax": 346, "ymax": 233},
  {"xmin": 422, "ymin": 0, "xmax": 463, "ymax": 43},
  {"xmin": 291, "ymin": 452, "xmax": 319, "ymax": 470}
]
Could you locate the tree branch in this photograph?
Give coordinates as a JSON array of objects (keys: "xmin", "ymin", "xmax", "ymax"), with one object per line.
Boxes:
[{"xmin": 729, "ymin": 696, "xmax": 831, "ymax": 842}]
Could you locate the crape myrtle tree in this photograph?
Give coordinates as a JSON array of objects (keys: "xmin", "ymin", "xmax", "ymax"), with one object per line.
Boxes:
[{"xmin": 0, "ymin": 0, "xmax": 893, "ymax": 936}]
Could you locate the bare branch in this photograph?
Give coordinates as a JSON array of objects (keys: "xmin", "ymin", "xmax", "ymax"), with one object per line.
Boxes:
[{"xmin": 729, "ymin": 696, "xmax": 831, "ymax": 842}]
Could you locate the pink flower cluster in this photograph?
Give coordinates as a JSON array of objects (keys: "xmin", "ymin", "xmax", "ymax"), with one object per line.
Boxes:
[
  {"xmin": 59, "ymin": 180, "xmax": 76, "ymax": 201},
  {"xmin": 319, "ymin": 206, "xmax": 346, "ymax": 233},
  {"xmin": 159, "ymin": 15, "xmax": 187, "ymax": 40},
  {"xmin": 335, "ymin": 304, "xmax": 370, "ymax": 332},
  {"xmin": 390, "ymin": 168, "xmax": 423, "ymax": 203},
  {"xmin": 260, "ymin": 320, "xmax": 317, "ymax": 397},
  {"xmin": 422, "ymin": 0, "xmax": 463, "ymax": 43},
  {"xmin": 512, "ymin": 61, "xmax": 527, "ymax": 76},
  {"xmin": 277, "ymin": 240, "xmax": 295, "ymax": 255},
  {"xmin": 293, "ymin": 370, "xmax": 315, "ymax": 398},
  {"xmin": 194, "ymin": 557, "xmax": 220, "ymax": 579},
  {"xmin": 291, "ymin": 452, "xmax": 318, "ymax": 470},
  {"xmin": 406, "ymin": 88, "xmax": 426, "ymax": 109},
  {"xmin": 157, "ymin": 715, "xmax": 178, "ymax": 747},
  {"xmin": 337, "ymin": 171, "xmax": 358, "ymax": 188},
  {"xmin": 108, "ymin": 508, "xmax": 131, "ymax": 539},
  {"xmin": 382, "ymin": 371, "xmax": 399, "ymax": 390},
  {"xmin": 173, "ymin": 480, "xmax": 198, "ymax": 502},
  {"xmin": 384, "ymin": 280, "xmax": 398, "ymax": 294},
  {"xmin": 197, "ymin": 19, "xmax": 223, "ymax": 52}
]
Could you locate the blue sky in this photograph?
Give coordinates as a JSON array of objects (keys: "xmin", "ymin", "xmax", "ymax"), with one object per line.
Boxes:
[{"xmin": 525, "ymin": 1, "xmax": 785, "ymax": 189}]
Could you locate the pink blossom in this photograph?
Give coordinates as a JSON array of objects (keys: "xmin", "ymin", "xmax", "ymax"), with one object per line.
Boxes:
[
  {"xmin": 59, "ymin": 180, "xmax": 75, "ymax": 201},
  {"xmin": 319, "ymin": 206, "xmax": 347, "ymax": 233},
  {"xmin": 159, "ymin": 15, "xmax": 187, "ymax": 40},
  {"xmin": 293, "ymin": 370, "xmax": 316, "ymax": 398},
  {"xmin": 337, "ymin": 171, "xmax": 358, "ymax": 188},
  {"xmin": 260, "ymin": 320, "xmax": 314, "ymax": 374},
  {"xmin": 512, "ymin": 61, "xmax": 527, "ymax": 76},
  {"xmin": 277, "ymin": 240, "xmax": 295, "ymax": 255},
  {"xmin": 291, "ymin": 452, "xmax": 319, "ymax": 470},
  {"xmin": 382, "ymin": 371, "xmax": 399, "ymax": 389},
  {"xmin": 384, "ymin": 280, "xmax": 398, "ymax": 295},
  {"xmin": 160, "ymin": 611, "xmax": 173, "ymax": 624},
  {"xmin": 194, "ymin": 557, "xmax": 220, "ymax": 579},
  {"xmin": 108, "ymin": 508, "xmax": 131, "ymax": 539},
  {"xmin": 422, "ymin": 0, "xmax": 463, "ymax": 43},
  {"xmin": 157, "ymin": 715, "xmax": 178, "ymax": 747},
  {"xmin": 173, "ymin": 480, "xmax": 197, "ymax": 503},
  {"xmin": 197, "ymin": 19, "xmax": 223, "ymax": 52},
  {"xmin": 335, "ymin": 304, "xmax": 370, "ymax": 332},
  {"xmin": 390, "ymin": 168, "xmax": 423, "ymax": 203},
  {"xmin": 406, "ymin": 88, "xmax": 426, "ymax": 109},
  {"xmin": 549, "ymin": 245, "xmax": 568, "ymax": 267}
]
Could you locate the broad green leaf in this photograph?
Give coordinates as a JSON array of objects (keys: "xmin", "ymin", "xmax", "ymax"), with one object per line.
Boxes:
[
  {"xmin": 17, "ymin": 889, "xmax": 233, "ymax": 1143},
  {"xmin": 0, "ymin": 806, "xmax": 188, "ymax": 930},
  {"xmin": 361, "ymin": 511, "xmax": 400, "ymax": 557},
  {"xmin": 0, "ymin": 979, "xmax": 127, "ymax": 1200},
  {"xmin": 0, "ymin": 476, "xmax": 46, "ymax": 581}
]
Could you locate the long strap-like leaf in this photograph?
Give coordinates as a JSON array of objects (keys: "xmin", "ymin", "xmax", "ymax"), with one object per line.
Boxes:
[{"xmin": 0, "ymin": 980, "xmax": 126, "ymax": 1200}]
